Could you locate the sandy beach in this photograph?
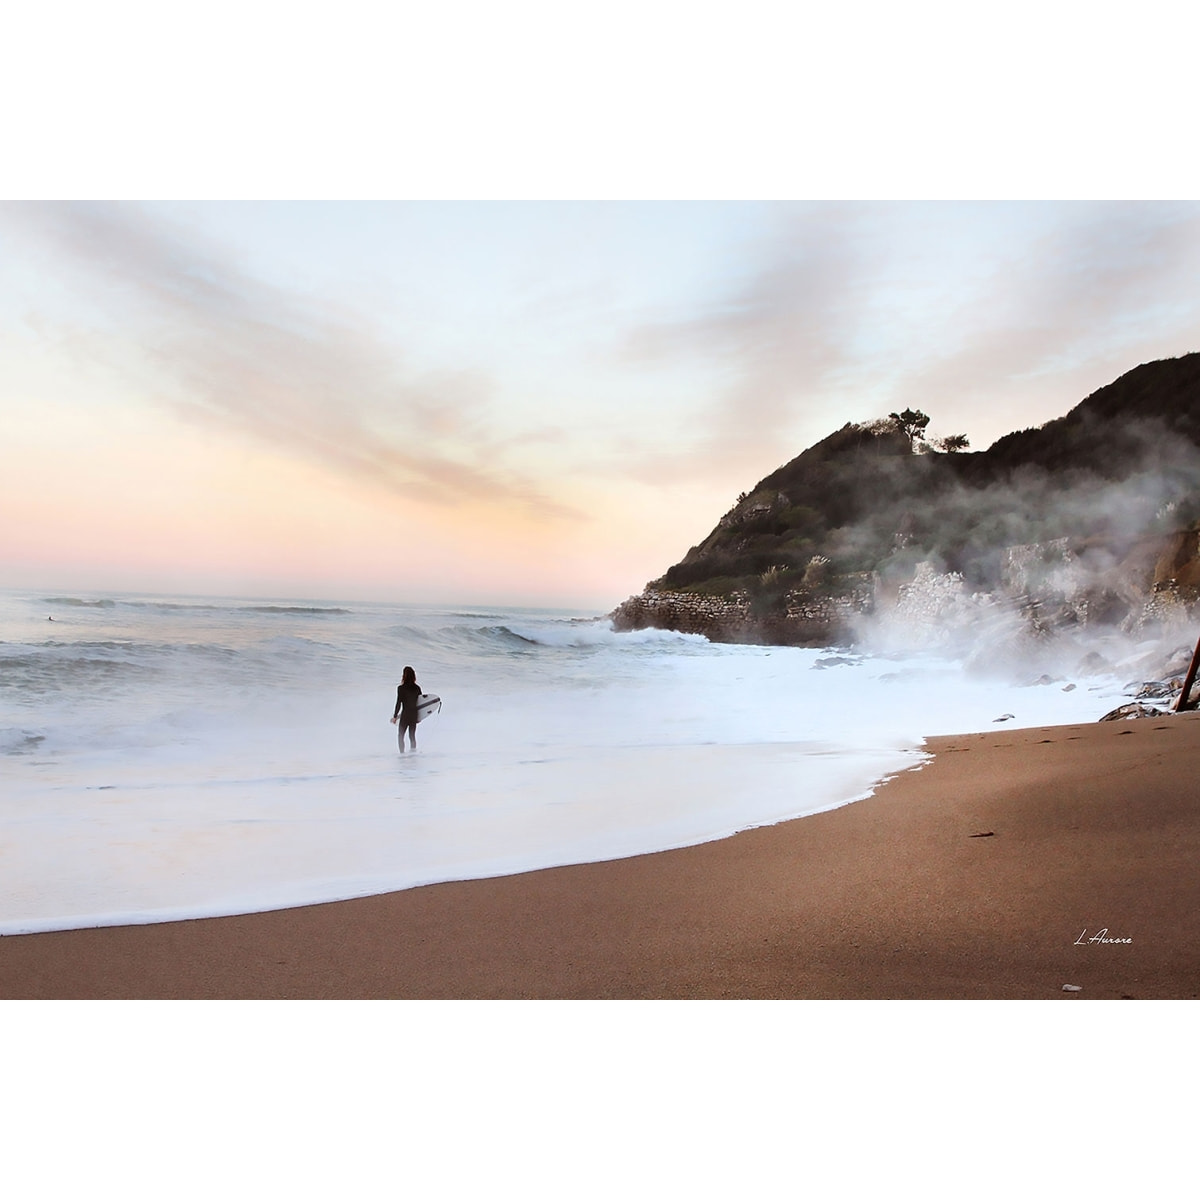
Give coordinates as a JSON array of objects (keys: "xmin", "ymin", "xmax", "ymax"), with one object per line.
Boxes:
[{"xmin": 2, "ymin": 712, "xmax": 1198, "ymax": 1000}]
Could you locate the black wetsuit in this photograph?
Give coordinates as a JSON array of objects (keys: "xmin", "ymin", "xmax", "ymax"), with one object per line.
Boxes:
[{"xmin": 393, "ymin": 681, "xmax": 422, "ymax": 749}]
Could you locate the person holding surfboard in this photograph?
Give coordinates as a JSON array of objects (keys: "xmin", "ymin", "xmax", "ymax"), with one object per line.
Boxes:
[{"xmin": 391, "ymin": 665, "xmax": 422, "ymax": 753}]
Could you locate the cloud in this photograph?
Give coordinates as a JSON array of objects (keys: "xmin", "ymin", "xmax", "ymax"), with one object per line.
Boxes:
[
  {"xmin": 617, "ymin": 204, "xmax": 879, "ymax": 479},
  {"xmin": 1, "ymin": 201, "xmax": 580, "ymax": 519},
  {"xmin": 611, "ymin": 202, "xmax": 1200, "ymax": 486},
  {"xmin": 12, "ymin": 200, "xmax": 1200, "ymax": 536},
  {"xmin": 883, "ymin": 203, "xmax": 1200, "ymax": 439}
]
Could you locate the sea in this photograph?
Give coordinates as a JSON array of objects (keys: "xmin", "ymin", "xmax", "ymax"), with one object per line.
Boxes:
[{"xmin": 0, "ymin": 587, "xmax": 1140, "ymax": 935}]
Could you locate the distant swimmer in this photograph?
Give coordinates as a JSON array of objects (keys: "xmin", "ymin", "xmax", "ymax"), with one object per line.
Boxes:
[{"xmin": 391, "ymin": 665, "xmax": 422, "ymax": 753}]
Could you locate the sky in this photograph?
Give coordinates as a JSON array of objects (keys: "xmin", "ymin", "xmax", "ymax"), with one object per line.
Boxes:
[
  {"xmin": 3, "ymin": 5, "xmax": 1200, "ymax": 611},
  {"xmin": 5, "ymin": 199, "xmax": 1200, "ymax": 609}
]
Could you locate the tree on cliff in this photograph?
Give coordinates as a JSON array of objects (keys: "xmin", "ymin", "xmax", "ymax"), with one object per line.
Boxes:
[
  {"xmin": 889, "ymin": 408, "xmax": 931, "ymax": 451},
  {"xmin": 933, "ymin": 433, "xmax": 970, "ymax": 453}
]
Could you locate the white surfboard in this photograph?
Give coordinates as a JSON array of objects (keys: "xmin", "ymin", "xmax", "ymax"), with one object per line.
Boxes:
[{"xmin": 415, "ymin": 693, "xmax": 441, "ymax": 724}]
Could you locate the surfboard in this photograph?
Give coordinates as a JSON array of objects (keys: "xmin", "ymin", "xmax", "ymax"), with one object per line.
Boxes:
[{"xmin": 415, "ymin": 693, "xmax": 441, "ymax": 724}]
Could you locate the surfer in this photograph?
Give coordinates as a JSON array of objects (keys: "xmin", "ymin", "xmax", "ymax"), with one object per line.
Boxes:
[{"xmin": 391, "ymin": 665, "xmax": 422, "ymax": 753}]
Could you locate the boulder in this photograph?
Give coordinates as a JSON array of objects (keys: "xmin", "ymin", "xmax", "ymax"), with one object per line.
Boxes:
[{"xmin": 1098, "ymin": 702, "xmax": 1168, "ymax": 722}]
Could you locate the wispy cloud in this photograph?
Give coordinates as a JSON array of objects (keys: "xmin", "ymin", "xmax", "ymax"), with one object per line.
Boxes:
[
  {"xmin": 883, "ymin": 203, "xmax": 1200, "ymax": 431},
  {"xmin": 10, "ymin": 200, "xmax": 1200, "ymax": 532},
  {"xmin": 2, "ymin": 202, "xmax": 579, "ymax": 519},
  {"xmin": 617, "ymin": 204, "xmax": 878, "ymax": 480},
  {"xmin": 612, "ymin": 202, "xmax": 1200, "ymax": 486}
]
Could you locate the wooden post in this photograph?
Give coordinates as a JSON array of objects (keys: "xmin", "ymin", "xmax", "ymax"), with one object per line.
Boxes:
[{"xmin": 1174, "ymin": 631, "xmax": 1200, "ymax": 713}]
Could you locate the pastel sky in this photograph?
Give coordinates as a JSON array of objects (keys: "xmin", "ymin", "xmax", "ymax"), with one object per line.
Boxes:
[{"xmin": 4, "ymin": 200, "xmax": 1200, "ymax": 609}]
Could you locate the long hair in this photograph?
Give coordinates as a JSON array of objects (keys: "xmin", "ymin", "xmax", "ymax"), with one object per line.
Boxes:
[{"xmin": 402, "ymin": 665, "xmax": 417, "ymax": 687}]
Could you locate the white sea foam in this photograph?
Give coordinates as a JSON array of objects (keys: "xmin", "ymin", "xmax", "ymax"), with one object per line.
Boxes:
[{"xmin": 0, "ymin": 588, "xmax": 1135, "ymax": 934}]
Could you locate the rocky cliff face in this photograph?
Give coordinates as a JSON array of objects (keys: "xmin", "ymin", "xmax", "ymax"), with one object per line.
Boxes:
[
  {"xmin": 611, "ymin": 530, "xmax": 1200, "ymax": 648},
  {"xmin": 610, "ymin": 584, "xmax": 872, "ymax": 647}
]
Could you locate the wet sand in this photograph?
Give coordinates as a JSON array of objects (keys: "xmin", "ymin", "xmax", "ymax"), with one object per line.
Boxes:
[{"xmin": 2, "ymin": 712, "xmax": 1198, "ymax": 999}]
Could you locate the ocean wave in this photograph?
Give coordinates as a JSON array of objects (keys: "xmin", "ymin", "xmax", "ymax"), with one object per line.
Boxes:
[
  {"xmin": 41, "ymin": 596, "xmax": 349, "ymax": 616},
  {"xmin": 0, "ymin": 639, "xmax": 250, "ymax": 698},
  {"xmin": 500, "ymin": 621, "xmax": 710, "ymax": 650},
  {"xmin": 38, "ymin": 638, "xmax": 240, "ymax": 660},
  {"xmin": 107, "ymin": 600, "xmax": 348, "ymax": 615},
  {"xmin": 384, "ymin": 618, "xmax": 712, "ymax": 658},
  {"xmin": 238, "ymin": 606, "xmax": 351, "ymax": 616},
  {"xmin": 0, "ymin": 652, "xmax": 156, "ymax": 694},
  {"xmin": 118, "ymin": 601, "xmax": 221, "ymax": 612},
  {"xmin": 253, "ymin": 633, "xmax": 338, "ymax": 656},
  {"xmin": 0, "ymin": 728, "xmax": 48, "ymax": 756},
  {"xmin": 452, "ymin": 622, "xmax": 612, "ymax": 653}
]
